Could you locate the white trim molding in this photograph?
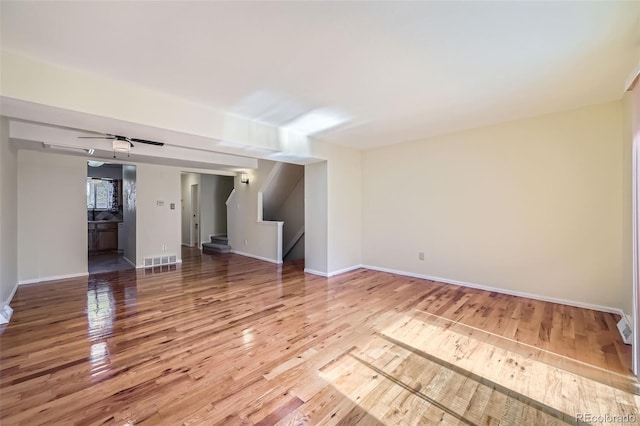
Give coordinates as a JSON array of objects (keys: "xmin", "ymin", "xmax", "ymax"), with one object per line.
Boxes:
[
  {"xmin": 232, "ymin": 250, "xmax": 282, "ymax": 265},
  {"xmin": 361, "ymin": 264, "xmax": 625, "ymax": 317},
  {"xmin": 4, "ymin": 282, "xmax": 19, "ymax": 307},
  {"xmin": 18, "ymin": 272, "xmax": 89, "ymax": 285},
  {"xmin": 123, "ymin": 256, "xmax": 137, "ymax": 268},
  {"xmin": 304, "ymin": 268, "xmax": 328, "ymax": 277},
  {"xmin": 631, "ymin": 74, "xmax": 640, "ymax": 375},
  {"xmin": 304, "ymin": 265, "xmax": 363, "ymax": 277},
  {"xmin": 327, "ymin": 265, "xmax": 363, "ymax": 277},
  {"xmin": 238, "ymin": 257, "xmax": 629, "ymax": 317}
]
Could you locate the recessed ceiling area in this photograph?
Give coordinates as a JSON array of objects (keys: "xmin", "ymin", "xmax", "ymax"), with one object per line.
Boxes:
[{"xmin": 1, "ymin": 1, "xmax": 639, "ymax": 149}]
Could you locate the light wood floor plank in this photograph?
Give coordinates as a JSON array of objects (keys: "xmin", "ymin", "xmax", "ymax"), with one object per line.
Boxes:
[{"xmin": 0, "ymin": 248, "xmax": 636, "ymax": 425}]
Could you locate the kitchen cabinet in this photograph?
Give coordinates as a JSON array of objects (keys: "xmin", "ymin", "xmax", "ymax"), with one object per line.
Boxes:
[{"xmin": 88, "ymin": 222, "xmax": 118, "ymax": 253}]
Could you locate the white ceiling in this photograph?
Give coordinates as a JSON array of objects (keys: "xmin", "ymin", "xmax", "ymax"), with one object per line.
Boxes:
[{"xmin": 1, "ymin": 1, "xmax": 639, "ymax": 149}]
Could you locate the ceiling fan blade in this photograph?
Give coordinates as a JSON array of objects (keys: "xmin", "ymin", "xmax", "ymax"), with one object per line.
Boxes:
[
  {"xmin": 78, "ymin": 136, "xmax": 116, "ymax": 139},
  {"xmin": 77, "ymin": 133, "xmax": 163, "ymax": 147},
  {"xmin": 130, "ymin": 138, "xmax": 164, "ymax": 146}
]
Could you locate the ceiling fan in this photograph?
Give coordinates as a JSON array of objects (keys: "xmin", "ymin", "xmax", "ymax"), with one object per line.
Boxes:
[
  {"xmin": 78, "ymin": 133, "xmax": 164, "ymax": 147},
  {"xmin": 78, "ymin": 133, "xmax": 164, "ymax": 158}
]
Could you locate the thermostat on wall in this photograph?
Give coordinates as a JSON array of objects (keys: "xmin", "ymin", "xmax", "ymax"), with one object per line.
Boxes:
[{"xmin": 156, "ymin": 200, "xmax": 165, "ymax": 206}]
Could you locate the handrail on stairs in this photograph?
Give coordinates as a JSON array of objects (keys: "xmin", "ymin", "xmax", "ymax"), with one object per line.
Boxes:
[{"xmin": 283, "ymin": 226, "xmax": 305, "ymax": 260}]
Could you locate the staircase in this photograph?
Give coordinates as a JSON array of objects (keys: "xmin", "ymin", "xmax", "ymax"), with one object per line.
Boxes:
[{"xmin": 202, "ymin": 235, "xmax": 231, "ymax": 254}]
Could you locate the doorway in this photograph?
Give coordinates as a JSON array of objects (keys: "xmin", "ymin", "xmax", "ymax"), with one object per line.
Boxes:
[
  {"xmin": 191, "ymin": 184, "xmax": 200, "ymax": 248},
  {"xmin": 181, "ymin": 173, "xmax": 234, "ymax": 250},
  {"xmin": 87, "ymin": 162, "xmax": 136, "ymax": 274}
]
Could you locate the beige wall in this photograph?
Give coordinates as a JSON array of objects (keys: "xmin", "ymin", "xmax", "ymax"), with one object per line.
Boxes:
[
  {"xmin": 135, "ymin": 163, "xmax": 181, "ymax": 265},
  {"xmin": 1, "ymin": 52, "xmax": 364, "ymax": 278},
  {"xmin": 16, "ymin": 152, "xmax": 182, "ymax": 279},
  {"xmin": 227, "ymin": 160, "xmax": 283, "ymax": 262},
  {"xmin": 304, "ymin": 161, "xmax": 328, "ymax": 274},
  {"xmin": 327, "ymin": 145, "xmax": 362, "ymax": 273},
  {"xmin": 0, "ymin": 117, "xmax": 18, "ymax": 306},
  {"xmin": 306, "ymin": 141, "xmax": 362, "ymax": 275},
  {"xmin": 5, "ymin": 50, "xmax": 631, "ymax": 312},
  {"xmin": 363, "ymin": 101, "xmax": 628, "ymax": 311},
  {"xmin": 17, "ymin": 150, "xmax": 88, "ymax": 282}
]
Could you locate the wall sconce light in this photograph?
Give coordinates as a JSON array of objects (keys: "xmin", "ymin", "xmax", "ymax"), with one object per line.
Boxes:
[{"xmin": 240, "ymin": 172, "xmax": 249, "ymax": 184}]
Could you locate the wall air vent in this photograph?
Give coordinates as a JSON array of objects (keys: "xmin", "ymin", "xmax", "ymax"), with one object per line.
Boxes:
[{"xmin": 143, "ymin": 254, "xmax": 179, "ymax": 268}]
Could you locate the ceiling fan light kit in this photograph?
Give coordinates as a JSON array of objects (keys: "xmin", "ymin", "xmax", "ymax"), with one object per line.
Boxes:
[
  {"xmin": 112, "ymin": 139, "xmax": 131, "ymax": 158},
  {"xmin": 112, "ymin": 139, "xmax": 131, "ymax": 152}
]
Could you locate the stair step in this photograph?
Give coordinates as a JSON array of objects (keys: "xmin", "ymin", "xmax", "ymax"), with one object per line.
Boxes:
[
  {"xmin": 210, "ymin": 235, "xmax": 228, "ymax": 245},
  {"xmin": 202, "ymin": 242, "xmax": 231, "ymax": 254}
]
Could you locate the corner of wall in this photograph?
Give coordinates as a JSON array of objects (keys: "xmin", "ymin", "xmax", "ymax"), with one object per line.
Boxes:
[{"xmin": 0, "ymin": 116, "xmax": 18, "ymax": 318}]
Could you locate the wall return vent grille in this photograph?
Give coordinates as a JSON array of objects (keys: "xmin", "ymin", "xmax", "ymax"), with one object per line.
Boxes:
[{"xmin": 143, "ymin": 254, "xmax": 179, "ymax": 268}]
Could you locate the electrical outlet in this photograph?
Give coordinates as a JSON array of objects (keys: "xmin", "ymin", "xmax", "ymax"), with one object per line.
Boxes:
[
  {"xmin": 244, "ymin": 239, "xmax": 248, "ymax": 246},
  {"xmin": 162, "ymin": 244, "xmax": 167, "ymax": 251},
  {"xmin": 419, "ymin": 252, "xmax": 424, "ymax": 261}
]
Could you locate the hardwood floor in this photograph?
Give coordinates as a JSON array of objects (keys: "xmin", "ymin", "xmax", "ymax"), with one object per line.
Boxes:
[
  {"xmin": 88, "ymin": 253, "xmax": 136, "ymax": 274},
  {"xmin": 0, "ymin": 248, "xmax": 637, "ymax": 425}
]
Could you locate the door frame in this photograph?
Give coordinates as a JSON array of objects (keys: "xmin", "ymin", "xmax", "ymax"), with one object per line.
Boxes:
[
  {"xmin": 190, "ymin": 184, "xmax": 200, "ymax": 248},
  {"xmin": 631, "ymin": 79, "xmax": 640, "ymax": 376}
]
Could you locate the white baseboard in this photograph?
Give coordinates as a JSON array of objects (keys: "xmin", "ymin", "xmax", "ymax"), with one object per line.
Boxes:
[
  {"xmin": 361, "ymin": 264, "xmax": 625, "ymax": 316},
  {"xmin": 232, "ymin": 250, "xmax": 282, "ymax": 265},
  {"xmin": 328, "ymin": 264, "xmax": 363, "ymax": 277},
  {"xmin": 304, "ymin": 265, "xmax": 363, "ymax": 277},
  {"xmin": 123, "ymin": 256, "xmax": 137, "ymax": 268},
  {"xmin": 304, "ymin": 268, "xmax": 328, "ymax": 277},
  {"xmin": 329, "ymin": 265, "xmax": 362, "ymax": 277},
  {"xmin": 18, "ymin": 272, "xmax": 89, "ymax": 285},
  {"xmin": 5, "ymin": 282, "xmax": 18, "ymax": 306}
]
